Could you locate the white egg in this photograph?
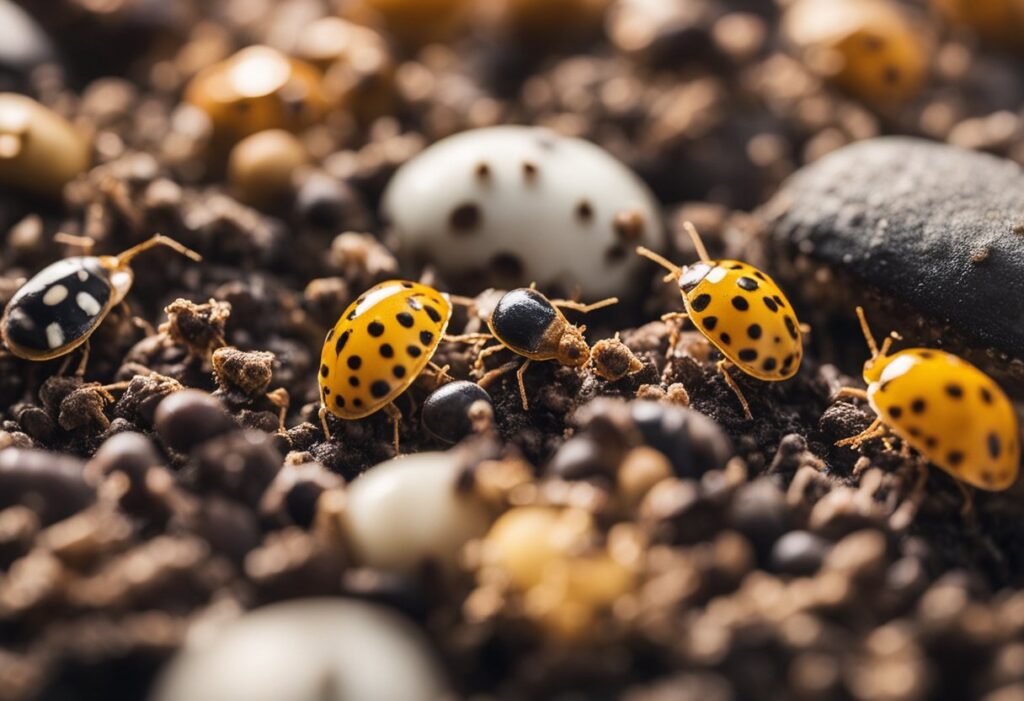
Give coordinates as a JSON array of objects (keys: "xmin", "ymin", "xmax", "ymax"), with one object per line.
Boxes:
[
  {"xmin": 341, "ymin": 451, "xmax": 492, "ymax": 576},
  {"xmin": 151, "ymin": 598, "xmax": 448, "ymax": 701},
  {"xmin": 382, "ymin": 126, "xmax": 665, "ymax": 299}
]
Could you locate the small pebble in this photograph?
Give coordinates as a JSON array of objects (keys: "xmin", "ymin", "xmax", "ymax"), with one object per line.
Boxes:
[{"xmin": 154, "ymin": 390, "xmax": 236, "ymax": 453}]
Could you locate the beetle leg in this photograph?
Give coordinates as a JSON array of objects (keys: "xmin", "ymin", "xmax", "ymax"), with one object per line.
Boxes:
[
  {"xmin": 551, "ymin": 297, "xmax": 619, "ymax": 314},
  {"xmin": 835, "ymin": 417, "xmax": 886, "ymax": 448},
  {"xmin": 446, "ymin": 294, "xmax": 477, "ymax": 310},
  {"xmin": 473, "ymin": 343, "xmax": 506, "ymax": 374},
  {"xmin": 383, "ymin": 402, "xmax": 402, "ymax": 455},
  {"xmin": 74, "ymin": 341, "xmax": 91, "ymax": 378},
  {"xmin": 265, "ymin": 388, "xmax": 290, "ymax": 433},
  {"xmin": 516, "ymin": 359, "xmax": 532, "ymax": 411},
  {"xmin": 716, "ymin": 359, "xmax": 752, "ymax": 420},
  {"xmin": 477, "ymin": 360, "xmax": 519, "ymax": 390},
  {"xmin": 955, "ymin": 480, "xmax": 975, "ymax": 521},
  {"xmin": 318, "ymin": 405, "xmax": 332, "ymax": 440}
]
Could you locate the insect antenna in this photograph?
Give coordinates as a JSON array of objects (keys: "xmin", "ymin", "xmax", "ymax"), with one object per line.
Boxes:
[
  {"xmin": 682, "ymin": 221, "xmax": 712, "ymax": 264},
  {"xmin": 854, "ymin": 306, "xmax": 879, "ymax": 359},
  {"xmin": 636, "ymin": 246, "xmax": 681, "ymax": 279}
]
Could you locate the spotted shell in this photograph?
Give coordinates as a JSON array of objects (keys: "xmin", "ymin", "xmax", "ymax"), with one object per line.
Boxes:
[
  {"xmin": 0, "ymin": 257, "xmax": 118, "ymax": 360},
  {"xmin": 866, "ymin": 349, "xmax": 1020, "ymax": 490},
  {"xmin": 319, "ymin": 280, "xmax": 452, "ymax": 419},
  {"xmin": 681, "ymin": 259, "xmax": 803, "ymax": 380}
]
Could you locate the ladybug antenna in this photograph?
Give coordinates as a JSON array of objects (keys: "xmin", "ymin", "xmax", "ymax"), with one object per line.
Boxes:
[
  {"xmin": 855, "ymin": 306, "xmax": 880, "ymax": 359},
  {"xmin": 116, "ymin": 234, "xmax": 202, "ymax": 266},
  {"xmin": 636, "ymin": 246, "xmax": 681, "ymax": 279},
  {"xmin": 682, "ymin": 221, "xmax": 712, "ymax": 264}
]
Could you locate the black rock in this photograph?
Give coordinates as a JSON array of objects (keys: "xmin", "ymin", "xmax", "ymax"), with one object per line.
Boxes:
[
  {"xmin": 765, "ymin": 137, "xmax": 1024, "ymax": 363},
  {"xmin": 154, "ymin": 390, "xmax": 236, "ymax": 453},
  {"xmin": 770, "ymin": 530, "xmax": 831, "ymax": 576},
  {"xmin": 630, "ymin": 401, "xmax": 734, "ymax": 479},
  {"xmin": 0, "ymin": 448, "xmax": 93, "ymax": 524}
]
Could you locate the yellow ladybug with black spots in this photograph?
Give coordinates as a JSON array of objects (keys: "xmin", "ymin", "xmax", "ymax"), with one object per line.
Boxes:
[
  {"xmin": 318, "ymin": 280, "xmax": 452, "ymax": 449},
  {"xmin": 836, "ymin": 307, "xmax": 1019, "ymax": 492},
  {"xmin": 637, "ymin": 222, "xmax": 803, "ymax": 419}
]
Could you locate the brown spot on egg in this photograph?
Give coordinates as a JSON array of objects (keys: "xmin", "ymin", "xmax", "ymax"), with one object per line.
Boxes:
[
  {"xmin": 449, "ymin": 203, "xmax": 481, "ymax": 234},
  {"xmin": 613, "ymin": 209, "xmax": 646, "ymax": 241}
]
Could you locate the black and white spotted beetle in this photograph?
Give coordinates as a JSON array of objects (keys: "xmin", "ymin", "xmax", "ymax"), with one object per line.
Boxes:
[
  {"xmin": 0, "ymin": 234, "xmax": 201, "ymax": 365},
  {"xmin": 452, "ymin": 287, "xmax": 617, "ymax": 411}
]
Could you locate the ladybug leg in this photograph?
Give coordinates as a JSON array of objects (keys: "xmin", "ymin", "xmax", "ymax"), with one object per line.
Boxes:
[
  {"xmin": 427, "ymin": 362, "xmax": 453, "ymax": 387},
  {"xmin": 444, "ymin": 332, "xmax": 492, "ymax": 343},
  {"xmin": 383, "ymin": 402, "xmax": 402, "ymax": 456},
  {"xmin": 716, "ymin": 359, "xmax": 752, "ymax": 420},
  {"xmin": 835, "ymin": 417, "xmax": 887, "ymax": 448},
  {"xmin": 833, "ymin": 387, "xmax": 869, "ymax": 402},
  {"xmin": 660, "ymin": 312, "xmax": 688, "ymax": 355},
  {"xmin": 955, "ymin": 481, "xmax": 975, "ymax": 521},
  {"xmin": 318, "ymin": 405, "xmax": 333, "ymax": 440},
  {"xmin": 477, "ymin": 360, "xmax": 519, "ymax": 391},
  {"xmin": 516, "ymin": 359, "xmax": 532, "ymax": 411}
]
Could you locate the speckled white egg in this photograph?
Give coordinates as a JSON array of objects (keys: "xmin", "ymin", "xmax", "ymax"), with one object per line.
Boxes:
[
  {"xmin": 382, "ymin": 126, "xmax": 665, "ymax": 298},
  {"xmin": 151, "ymin": 598, "xmax": 448, "ymax": 701},
  {"xmin": 341, "ymin": 451, "xmax": 492, "ymax": 576}
]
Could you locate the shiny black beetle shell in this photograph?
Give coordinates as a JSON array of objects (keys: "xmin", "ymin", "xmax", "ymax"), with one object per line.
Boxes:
[
  {"xmin": 487, "ymin": 288, "xmax": 559, "ymax": 356},
  {"xmin": 421, "ymin": 381, "xmax": 493, "ymax": 445},
  {"xmin": 1, "ymin": 256, "xmax": 114, "ymax": 359}
]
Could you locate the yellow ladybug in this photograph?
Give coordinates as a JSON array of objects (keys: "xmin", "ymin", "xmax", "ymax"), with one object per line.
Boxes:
[
  {"xmin": 637, "ymin": 222, "xmax": 804, "ymax": 419},
  {"xmin": 318, "ymin": 280, "xmax": 453, "ymax": 451},
  {"xmin": 835, "ymin": 307, "xmax": 1020, "ymax": 492}
]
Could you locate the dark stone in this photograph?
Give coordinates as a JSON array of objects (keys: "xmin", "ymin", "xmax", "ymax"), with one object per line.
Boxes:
[
  {"xmin": 765, "ymin": 137, "xmax": 1024, "ymax": 361},
  {"xmin": 154, "ymin": 390, "xmax": 236, "ymax": 453},
  {"xmin": 0, "ymin": 448, "xmax": 93, "ymax": 524},
  {"xmin": 770, "ymin": 530, "xmax": 831, "ymax": 576},
  {"xmin": 629, "ymin": 401, "xmax": 733, "ymax": 478},
  {"xmin": 192, "ymin": 429, "xmax": 281, "ymax": 506},
  {"xmin": 421, "ymin": 381, "xmax": 493, "ymax": 446}
]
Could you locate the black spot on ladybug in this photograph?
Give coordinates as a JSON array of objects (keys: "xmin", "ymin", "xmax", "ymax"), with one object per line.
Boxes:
[
  {"xmin": 753, "ymin": 271, "xmax": 766, "ymax": 280},
  {"xmin": 349, "ymin": 377, "xmax": 359, "ymax": 387},
  {"xmin": 945, "ymin": 384, "xmax": 963, "ymax": 399},
  {"xmin": 747, "ymin": 324, "xmax": 762, "ymax": 340},
  {"xmin": 947, "ymin": 450, "xmax": 964, "ymax": 466},
  {"xmin": 692, "ymin": 294, "xmax": 711, "ymax": 312},
  {"xmin": 335, "ymin": 330, "xmax": 350, "ymax": 356},
  {"xmin": 368, "ymin": 321, "xmax": 385, "ymax": 337},
  {"xmin": 425, "ymin": 306, "xmax": 442, "ymax": 323},
  {"xmin": 784, "ymin": 316, "xmax": 798, "ymax": 340},
  {"xmin": 730, "ymin": 264, "xmax": 744, "ymax": 270},
  {"xmin": 737, "ymin": 276, "xmax": 759, "ymax": 291},
  {"xmin": 918, "ymin": 351, "xmax": 934, "ymax": 359},
  {"xmin": 925, "ymin": 436, "xmax": 938, "ymax": 449},
  {"xmin": 347, "ymin": 355, "xmax": 362, "ymax": 370},
  {"xmin": 782, "ymin": 354, "xmax": 794, "ymax": 370},
  {"xmin": 347, "ymin": 310, "xmax": 357, "ymax": 320},
  {"xmin": 762, "ymin": 357, "xmax": 777, "ymax": 372},
  {"xmin": 397, "ymin": 312, "xmax": 414, "ymax": 328},
  {"xmin": 773, "ymin": 295, "xmax": 785, "ymax": 308},
  {"xmin": 988, "ymin": 433, "xmax": 1001, "ymax": 459},
  {"xmin": 911, "ymin": 399, "xmax": 926, "ymax": 414},
  {"xmin": 980, "ymin": 387, "xmax": 993, "ymax": 404},
  {"xmin": 335, "ymin": 396, "xmax": 346, "ymax": 409},
  {"xmin": 889, "ymin": 406, "xmax": 903, "ymax": 419},
  {"xmin": 731, "ymin": 296, "xmax": 749, "ymax": 311},
  {"xmin": 380, "ymin": 344, "xmax": 394, "ymax": 358},
  {"xmin": 394, "ymin": 365, "xmax": 407, "ymax": 379},
  {"xmin": 401, "ymin": 282, "xmax": 414, "ymax": 288},
  {"xmin": 703, "ymin": 316, "xmax": 718, "ymax": 331},
  {"xmin": 371, "ymin": 381, "xmax": 390, "ymax": 399},
  {"xmin": 320, "ymin": 364, "xmax": 329, "ymax": 378},
  {"xmin": 720, "ymin": 332, "xmax": 732, "ymax": 345},
  {"xmin": 407, "ymin": 345, "xmax": 422, "ymax": 358},
  {"xmin": 322, "ymin": 387, "xmax": 330, "ymax": 398},
  {"xmin": 739, "ymin": 349, "xmax": 758, "ymax": 362},
  {"xmin": 907, "ymin": 427, "xmax": 920, "ymax": 437},
  {"xmin": 420, "ymin": 330, "xmax": 434, "ymax": 345},
  {"xmin": 981, "ymin": 471, "xmax": 996, "ymax": 486},
  {"xmin": 763, "ymin": 297, "xmax": 778, "ymax": 313},
  {"xmin": 354, "ymin": 398, "xmax": 363, "ymax": 407}
]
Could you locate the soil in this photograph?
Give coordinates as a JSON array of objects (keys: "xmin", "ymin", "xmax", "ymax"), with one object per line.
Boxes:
[{"xmin": 2, "ymin": 1, "xmax": 1024, "ymax": 700}]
